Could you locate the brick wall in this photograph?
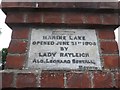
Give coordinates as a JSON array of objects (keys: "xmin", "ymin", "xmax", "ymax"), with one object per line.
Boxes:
[{"xmin": 1, "ymin": 2, "xmax": 120, "ymax": 88}]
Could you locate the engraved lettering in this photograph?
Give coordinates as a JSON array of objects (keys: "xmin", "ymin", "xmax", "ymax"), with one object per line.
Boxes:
[
  {"xmin": 28, "ymin": 29, "xmax": 102, "ymax": 70},
  {"xmin": 32, "ymin": 59, "xmax": 71, "ymax": 63},
  {"xmin": 39, "ymin": 52, "xmax": 57, "ymax": 57},
  {"xmin": 69, "ymin": 36, "xmax": 86, "ymax": 40},
  {"xmin": 43, "ymin": 35, "xmax": 66, "ymax": 40},
  {"xmin": 60, "ymin": 47, "xmax": 68, "ymax": 51},
  {"xmin": 60, "ymin": 53, "xmax": 89, "ymax": 57}
]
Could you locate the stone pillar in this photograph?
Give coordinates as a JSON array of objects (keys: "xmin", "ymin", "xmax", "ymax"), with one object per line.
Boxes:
[{"xmin": 1, "ymin": 2, "xmax": 120, "ymax": 88}]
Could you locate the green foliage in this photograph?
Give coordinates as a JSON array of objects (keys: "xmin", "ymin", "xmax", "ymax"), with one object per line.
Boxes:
[{"xmin": 2, "ymin": 48, "xmax": 8, "ymax": 69}]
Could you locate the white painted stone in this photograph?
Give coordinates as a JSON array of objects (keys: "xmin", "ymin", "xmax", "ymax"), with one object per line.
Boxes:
[{"xmin": 27, "ymin": 28, "xmax": 102, "ymax": 70}]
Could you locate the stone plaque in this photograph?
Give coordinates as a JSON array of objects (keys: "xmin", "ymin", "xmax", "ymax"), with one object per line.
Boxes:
[{"xmin": 27, "ymin": 29, "xmax": 102, "ymax": 70}]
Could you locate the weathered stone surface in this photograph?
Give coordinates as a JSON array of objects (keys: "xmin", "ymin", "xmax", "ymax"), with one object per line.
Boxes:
[{"xmin": 27, "ymin": 28, "xmax": 101, "ymax": 70}]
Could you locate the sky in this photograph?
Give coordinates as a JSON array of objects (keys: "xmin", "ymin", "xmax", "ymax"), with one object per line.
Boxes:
[
  {"xmin": 0, "ymin": 1, "xmax": 119, "ymax": 51},
  {"xmin": 0, "ymin": 9, "xmax": 12, "ymax": 50}
]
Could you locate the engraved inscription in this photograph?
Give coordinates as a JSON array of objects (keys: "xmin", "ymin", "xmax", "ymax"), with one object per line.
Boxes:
[{"xmin": 27, "ymin": 29, "xmax": 102, "ymax": 70}]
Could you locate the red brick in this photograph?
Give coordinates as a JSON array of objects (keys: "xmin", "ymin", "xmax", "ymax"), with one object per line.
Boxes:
[
  {"xmin": 93, "ymin": 72, "xmax": 113, "ymax": 88},
  {"xmin": 43, "ymin": 12, "xmax": 62, "ymax": 24},
  {"xmin": 12, "ymin": 28, "xmax": 30, "ymax": 39},
  {"xmin": 38, "ymin": 2, "xmax": 58, "ymax": 8},
  {"xmin": 6, "ymin": 12, "xmax": 25, "ymax": 23},
  {"xmin": 1, "ymin": 2, "xmax": 18, "ymax": 8},
  {"xmin": 2, "ymin": 72, "xmax": 14, "ymax": 88},
  {"xmin": 16, "ymin": 73, "xmax": 36, "ymax": 88},
  {"xmin": 102, "ymin": 14, "xmax": 118, "ymax": 25},
  {"xmin": 100, "ymin": 41, "xmax": 119, "ymax": 54},
  {"xmin": 8, "ymin": 40, "xmax": 27, "ymax": 54},
  {"xmin": 98, "ymin": 29, "xmax": 115, "ymax": 39},
  {"xmin": 85, "ymin": 13, "xmax": 101, "ymax": 24},
  {"xmin": 66, "ymin": 73, "xmax": 91, "ymax": 88},
  {"xmin": 56, "ymin": 3, "xmax": 76, "ymax": 8},
  {"xmin": 75, "ymin": 2, "xmax": 98, "ymax": 8},
  {"xmin": 2, "ymin": 2, "xmax": 118, "ymax": 9},
  {"xmin": 26, "ymin": 12, "xmax": 42, "ymax": 23},
  {"xmin": 2, "ymin": 2, "xmax": 36, "ymax": 8},
  {"xmin": 6, "ymin": 55, "xmax": 25, "ymax": 69},
  {"xmin": 38, "ymin": 2, "xmax": 98, "ymax": 9},
  {"xmin": 99, "ymin": 2, "xmax": 118, "ymax": 9},
  {"xmin": 114, "ymin": 72, "xmax": 120, "ymax": 88},
  {"xmin": 103, "ymin": 55, "xmax": 119, "ymax": 69},
  {"xmin": 17, "ymin": 2, "xmax": 36, "ymax": 7},
  {"xmin": 64, "ymin": 13, "xmax": 84, "ymax": 24},
  {"xmin": 41, "ymin": 71, "xmax": 64, "ymax": 88}
]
